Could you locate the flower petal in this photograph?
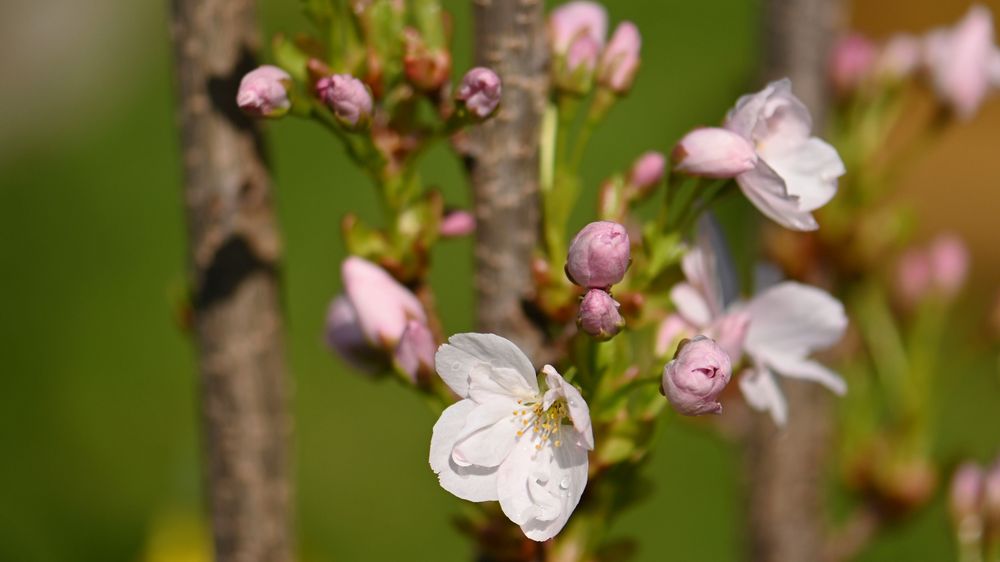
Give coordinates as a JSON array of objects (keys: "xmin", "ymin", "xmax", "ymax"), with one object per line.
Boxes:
[
  {"xmin": 497, "ymin": 437, "xmax": 589, "ymax": 542},
  {"xmin": 762, "ymin": 137, "xmax": 844, "ymax": 212},
  {"xmin": 435, "ymin": 333, "xmax": 539, "ymax": 398},
  {"xmin": 430, "ymin": 399, "xmax": 500, "ymax": 501},
  {"xmin": 738, "ymin": 367, "xmax": 788, "ymax": 426},
  {"xmin": 744, "ymin": 281, "xmax": 847, "ymax": 358},
  {"xmin": 670, "ymin": 282, "xmax": 713, "ymax": 328},
  {"xmin": 737, "ymin": 161, "xmax": 819, "ymax": 231},
  {"xmin": 453, "ymin": 399, "xmax": 521, "ymax": 468},
  {"xmin": 542, "ymin": 366, "xmax": 594, "ymax": 450},
  {"xmin": 760, "ymin": 353, "xmax": 846, "ymax": 395}
]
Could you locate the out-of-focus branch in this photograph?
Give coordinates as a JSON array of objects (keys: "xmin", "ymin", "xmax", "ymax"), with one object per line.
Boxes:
[
  {"xmin": 169, "ymin": 0, "xmax": 294, "ymax": 560},
  {"xmin": 746, "ymin": 1, "xmax": 843, "ymax": 562},
  {"xmin": 464, "ymin": 0, "xmax": 548, "ymax": 363}
]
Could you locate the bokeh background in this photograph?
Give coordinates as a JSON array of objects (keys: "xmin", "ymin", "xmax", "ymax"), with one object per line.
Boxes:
[{"xmin": 1, "ymin": 0, "xmax": 998, "ymax": 560}]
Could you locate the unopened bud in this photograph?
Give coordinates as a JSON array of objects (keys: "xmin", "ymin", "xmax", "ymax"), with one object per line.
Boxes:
[
  {"xmin": 456, "ymin": 67, "xmax": 502, "ymax": 119},
  {"xmin": 549, "ymin": 1, "xmax": 607, "ymax": 55},
  {"xmin": 929, "ymin": 233, "xmax": 969, "ymax": 297},
  {"xmin": 439, "ymin": 210, "xmax": 475, "ymax": 237},
  {"xmin": 896, "ymin": 247, "xmax": 932, "ymax": 305},
  {"xmin": 673, "ymin": 127, "xmax": 758, "ymax": 178},
  {"xmin": 341, "ymin": 256, "xmax": 426, "ymax": 348},
  {"xmin": 566, "ymin": 220, "xmax": 631, "ymax": 289},
  {"xmin": 403, "ymin": 28, "xmax": 451, "ymax": 92},
  {"xmin": 316, "ymin": 74, "xmax": 373, "ymax": 129},
  {"xmin": 661, "ymin": 335, "xmax": 732, "ymax": 416},
  {"xmin": 577, "ymin": 289, "xmax": 625, "ymax": 340},
  {"xmin": 951, "ymin": 462, "xmax": 986, "ymax": 521},
  {"xmin": 394, "ymin": 320, "xmax": 436, "ymax": 382},
  {"xmin": 830, "ymin": 33, "xmax": 876, "ymax": 94},
  {"xmin": 237, "ymin": 65, "xmax": 292, "ymax": 118},
  {"xmin": 628, "ymin": 151, "xmax": 665, "ymax": 192},
  {"xmin": 598, "ymin": 21, "xmax": 641, "ymax": 93},
  {"xmin": 324, "ymin": 296, "xmax": 384, "ymax": 374}
]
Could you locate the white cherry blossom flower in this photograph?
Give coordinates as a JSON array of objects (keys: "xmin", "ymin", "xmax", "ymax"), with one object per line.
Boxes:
[
  {"xmin": 669, "ymin": 247, "xmax": 848, "ymax": 425},
  {"xmin": 430, "ymin": 333, "xmax": 593, "ymax": 541},
  {"xmin": 724, "ymin": 79, "xmax": 846, "ymax": 231}
]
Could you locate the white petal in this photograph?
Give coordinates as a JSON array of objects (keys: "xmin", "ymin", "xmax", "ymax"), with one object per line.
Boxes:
[
  {"xmin": 435, "ymin": 333, "xmax": 539, "ymax": 398},
  {"xmin": 725, "ymin": 80, "xmax": 781, "ymax": 138},
  {"xmin": 468, "ymin": 363, "xmax": 539, "ymax": 404},
  {"xmin": 670, "ymin": 283, "xmax": 713, "ymax": 328},
  {"xmin": 497, "ymin": 437, "xmax": 589, "ymax": 542},
  {"xmin": 744, "ymin": 282, "xmax": 847, "ymax": 358},
  {"xmin": 541, "ymin": 366, "xmax": 594, "ymax": 450},
  {"xmin": 452, "ymin": 399, "xmax": 521, "ymax": 468},
  {"xmin": 430, "ymin": 399, "xmax": 500, "ymax": 501},
  {"xmin": 738, "ymin": 367, "xmax": 788, "ymax": 426},
  {"xmin": 737, "ymin": 161, "xmax": 819, "ymax": 231},
  {"xmin": 681, "ymin": 247, "xmax": 724, "ymax": 318},
  {"xmin": 759, "ymin": 353, "xmax": 846, "ymax": 395},
  {"xmin": 762, "ymin": 137, "xmax": 844, "ymax": 212}
]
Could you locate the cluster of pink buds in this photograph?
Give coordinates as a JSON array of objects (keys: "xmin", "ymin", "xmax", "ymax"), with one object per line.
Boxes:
[
  {"xmin": 565, "ymin": 221, "xmax": 630, "ymax": 339},
  {"xmin": 829, "ymin": 4, "xmax": 1000, "ymax": 118},
  {"xmin": 325, "ymin": 257, "xmax": 436, "ymax": 383},
  {"xmin": 548, "ymin": 1, "xmax": 641, "ymax": 95},
  {"xmin": 895, "ymin": 233, "xmax": 970, "ymax": 306}
]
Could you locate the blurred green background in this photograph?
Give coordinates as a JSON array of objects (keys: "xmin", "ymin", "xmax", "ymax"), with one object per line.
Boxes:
[{"xmin": 1, "ymin": 0, "xmax": 998, "ymax": 560}]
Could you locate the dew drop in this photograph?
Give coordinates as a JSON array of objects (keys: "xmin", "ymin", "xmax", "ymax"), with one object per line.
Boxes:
[{"xmin": 559, "ymin": 478, "xmax": 570, "ymax": 490}]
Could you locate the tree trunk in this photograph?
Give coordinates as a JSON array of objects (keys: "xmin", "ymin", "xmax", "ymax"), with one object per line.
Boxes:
[
  {"xmin": 169, "ymin": 0, "xmax": 295, "ymax": 560},
  {"xmin": 746, "ymin": 1, "xmax": 842, "ymax": 561},
  {"xmin": 466, "ymin": 0, "xmax": 548, "ymax": 362}
]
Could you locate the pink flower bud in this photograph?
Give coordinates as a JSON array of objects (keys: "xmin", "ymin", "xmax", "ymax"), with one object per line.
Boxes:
[
  {"xmin": 598, "ymin": 21, "xmax": 641, "ymax": 93},
  {"xmin": 577, "ymin": 289, "xmax": 625, "ymax": 340},
  {"xmin": 877, "ymin": 34, "xmax": 921, "ymax": 79},
  {"xmin": 566, "ymin": 221, "xmax": 631, "ymax": 289},
  {"xmin": 237, "ymin": 65, "xmax": 291, "ymax": 117},
  {"xmin": 673, "ymin": 127, "xmax": 758, "ymax": 178},
  {"xmin": 324, "ymin": 296, "xmax": 384, "ymax": 373},
  {"xmin": 929, "ymin": 233, "xmax": 969, "ymax": 297},
  {"xmin": 566, "ymin": 34, "xmax": 601, "ymax": 75},
  {"xmin": 456, "ymin": 67, "xmax": 502, "ymax": 119},
  {"xmin": 394, "ymin": 320, "xmax": 436, "ymax": 382},
  {"xmin": 661, "ymin": 335, "xmax": 732, "ymax": 416},
  {"xmin": 628, "ymin": 151, "xmax": 666, "ymax": 191},
  {"xmin": 895, "ymin": 247, "xmax": 932, "ymax": 305},
  {"xmin": 341, "ymin": 256, "xmax": 426, "ymax": 348},
  {"xmin": 440, "ymin": 210, "xmax": 476, "ymax": 237},
  {"xmin": 316, "ymin": 74, "xmax": 373, "ymax": 129},
  {"xmin": 829, "ymin": 33, "xmax": 877, "ymax": 94},
  {"xmin": 950, "ymin": 462, "xmax": 985, "ymax": 523},
  {"xmin": 549, "ymin": 1, "xmax": 608, "ymax": 55}
]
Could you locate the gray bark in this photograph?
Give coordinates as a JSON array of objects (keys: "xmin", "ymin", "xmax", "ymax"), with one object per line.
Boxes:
[
  {"xmin": 747, "ymin": 1, "xmax": 843, "ymax": 561},
  {"xmin": 466, "ymin": 0, "xmax": 548, "ymax": 362},
  {"xmin": 169, "ymin": 0, "xmax": 295, "ymax": 560}
]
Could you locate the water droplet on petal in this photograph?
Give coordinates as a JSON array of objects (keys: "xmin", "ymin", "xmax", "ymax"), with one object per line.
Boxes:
[{"xmin": 559, "ymin": 478, "xmax": 570, "ymax": 490}]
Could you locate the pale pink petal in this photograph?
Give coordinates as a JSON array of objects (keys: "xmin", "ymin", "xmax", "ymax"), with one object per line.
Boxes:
[
  {"xmin": 435, "ymin": 333, "xmax": 539, "ymax": 397},
  {"xmin": 761, "ymin": 137, "xmax": 844, "ymax": 212},
  {"xmin": 655, "ymin": 314, "xmax": 695, "ymax": 357},
  {"xmin": 736, "ymin": 161, "xmax": 819, "ymax": 231},
  {"xmin": 738, "ymin": 367, "xmax": 788, "ymax": 426},
  {"xmin": 756, "ymin": 352, "xmax": 846, "ymax": 395},
  {"xmin": 670, "ymin": 282, "xmax": 713, "ymax": 328},
  {"xmin": 744, "ymin": 282, "xmax": 847, "ymax": 358},
  {"xmin": 430, "ymin": 399, "xmax": 500, "ymax": 501},
  {"xmin": 452, "ymin": 399, "xmax": 521, "ymax": 468},
  {"xmin": 542, "ymin": 365, "xmax": 594, "ymax": 450},
  {"xmin": 342, "ymin": 257, "xmax": 426, "ymax": 346}
]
